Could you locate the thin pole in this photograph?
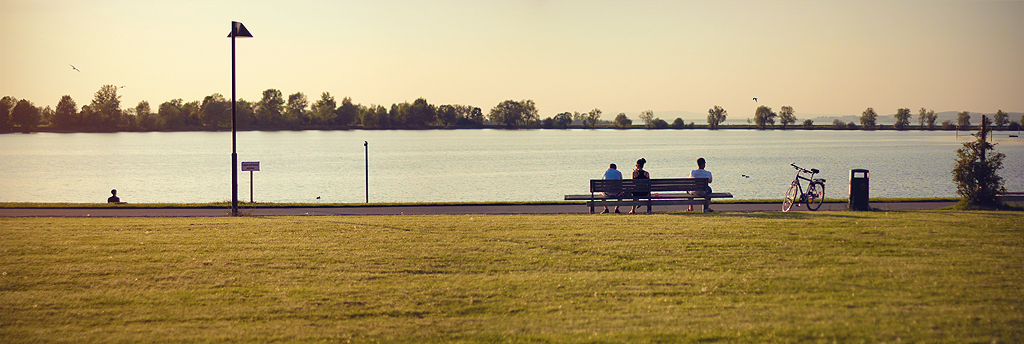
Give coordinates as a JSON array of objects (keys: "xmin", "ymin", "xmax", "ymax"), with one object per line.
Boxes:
[
  {"xmin": 250, "ymin": 170, "xmax": 254, "ymax": 203},
  {"xmin": 364, "ymin": 141, "xmax": 369, "ymax": 203},
  {"xmin": 231, "ymin": 22, "xmax": 238, "ymax": 216}
]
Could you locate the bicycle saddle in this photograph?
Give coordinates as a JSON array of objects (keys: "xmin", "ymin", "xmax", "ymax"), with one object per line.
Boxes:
[{"xmin": 810, "ymin": 168, "xmax": 820, "ymax": 174}]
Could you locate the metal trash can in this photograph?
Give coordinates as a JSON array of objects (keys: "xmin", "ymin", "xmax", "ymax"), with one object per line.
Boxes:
[{"xmin": 849, "ymin": 169, "xmax": 870, "ymax": 210}]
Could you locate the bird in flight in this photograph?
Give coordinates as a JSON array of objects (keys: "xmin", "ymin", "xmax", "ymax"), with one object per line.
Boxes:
[
  {"xmin": 70, "ymin": 64, "xmax": 80, "ymax": 72},
  {"xmin": 752, "ymin": 97, "xmax": 757, "ymax": 102}
]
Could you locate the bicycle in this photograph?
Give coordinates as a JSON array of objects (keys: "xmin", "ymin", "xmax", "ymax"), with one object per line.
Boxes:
[{"xmin": 783, "ymin": 163, "xmax": 826, "ymax": 211}]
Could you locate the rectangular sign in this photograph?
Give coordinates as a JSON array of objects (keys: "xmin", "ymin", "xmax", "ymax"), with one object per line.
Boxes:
[{"xmin": 241, "ymin": 161, "xmax": 260, "ymax": 172}]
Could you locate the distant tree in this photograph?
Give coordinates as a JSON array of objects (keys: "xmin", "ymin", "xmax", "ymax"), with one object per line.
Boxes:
[
  {"xmin": 540, "ymin": 117, "xmax": 555, "ymax": 129},
  {"xmin": 918, "ymin": 107, "xmax": 927, "ymax": 128},
  {"xmin": 671, "ymin": 118, "xmax": 685, "ymax": 129},
  {"xmin": 201, "ymin": 94, "xmax": 230, "ymax": 128},
  {"xmin": 158, "ymin": 99, "xmax": 185, "ymax": 129},
  {"xmin": 754, "ymin": 105, "xmax": 775, "ymax": 129},
  {"xmin": 401, "ymin": 98, "xmax": 435, "ymax": 128},
  {"xmin": 572, "ymin": 112, "xmax": 586, "ymax": 123},
  {"xmin": 957, "ymin": 111, "xmax": 971, "ymax": 130},
  {"xmin": 255, "ymin": 89, "xmax": 285, "ymax": 128},
  {"xmin": 952, "ymin": 115, "xmax": 1006, "ymax": 208},
  {"xmin": 846, "ymin": 122, "xmax": 858, "ymax": 130},
  {"xmin": 11, "ymin": 99, "xmax": 40, "ymax": 131},
  {"xmin": 993, "ymin": 110, "xmax": 1008, "ymax": 129},
  {"xmin": 706, "ymin": 105, "xmax": 727, "ymax": 129},
  {"xmin": 0, "ymin": 96, "xmax": 15, "ymax": 132},
  {"xmin": 941, "ymin": 120, "xmax": 955, "ymax": 130},
  {"xmin": 554, "ymin": 112, "xmax": 574, "ymax": 128},
  {"xmin": 286, "ymin": 92, "xmax": 309, "ymax": 126},
  {"xmin": 778, "ymin": 106, "xmax": 796, "ymax": 129},
  {"xmin": 652, "ymin": 118, "xmax": 669, "ymax": 129},
  {"xmin": 802, "ymin": 119, "xmax": 814, "ymax": 128},
  {"xmin": 1008, "ymin": 121, "xmax": 1020, "ymax": 131},
  {"xmin": 860, "ymin": 107, "xmax": 878, "ymax": 130},
  {"xmin": 453, "ymin": 105, "xmax": 484, "ymax": 127},
  {"xmin": 136, "ymin": 100, "xmax": 157, "ymax": 130},
  {"xmin": 639, "ymin": 110, "xmax": 654, "ymax": 128},
  {"xmin": 489, "ymin": 99, "xmax": 535, "ymax": 128},
  {"xmin": 919, "ymin": 108, "xmax": 937, "ymax": 130},
  {"xmin": 91, "ymin": 85, "xmax": 122, "ymax": 130},
  {"xmin": 335, "ymin": 97, "xmax": 359, "ymax": 128},
  {"xmin": 181, "ymin": 101, "xmax": 202, "ymax": 127},
  {"xmin": 436, "ymin": 105, "xmax": 458, "ymax": 127},
  {"xmin": 310, "ymin": 92, "xmax": 337, "ymax": 125},
  {"xmin": 612, "ymin": 113, "xmax": 631, "ymax": 128},
  {"xmin": 360, "ymin": 104, "xmax": 388, "ymax": 129},
  {"xmin": 832, "ymin": 119, "xmax": 846, "ymax": 130},
  {"xmin": 894, "ymin": 108, "xmax": 912, "ymax": 130},
  {"xmin": 53, "ymin": 95, "xmax": 78, "ymax": 129},
  {"xmin": 40, "ymin": 106, "xmax": 54, "ymax": 127},
  {"xmin": 586, "ymin": 108, "xmax": 602, "ymax": 129}
]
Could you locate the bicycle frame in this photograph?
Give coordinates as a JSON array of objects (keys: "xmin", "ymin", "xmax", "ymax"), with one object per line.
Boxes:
[{"xmin": 784, "ymin": 163, "xmax": 827, "ymax": 211}]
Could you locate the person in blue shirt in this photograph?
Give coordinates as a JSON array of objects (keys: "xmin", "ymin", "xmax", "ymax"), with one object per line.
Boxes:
[{"xmin": 602, "ymin": 163, "xmax": 623, "ymax": 214}]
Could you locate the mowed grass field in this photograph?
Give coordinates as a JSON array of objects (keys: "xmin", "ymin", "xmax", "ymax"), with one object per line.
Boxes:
[{"xmin": 1, "ymin": 211, "xmax": 1021, "ymax": 343}]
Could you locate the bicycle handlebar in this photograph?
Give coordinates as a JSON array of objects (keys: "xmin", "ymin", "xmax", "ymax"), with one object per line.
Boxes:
[{"xmin": 790, "ymin": 163, "xmax": 819, "ymax": 175}]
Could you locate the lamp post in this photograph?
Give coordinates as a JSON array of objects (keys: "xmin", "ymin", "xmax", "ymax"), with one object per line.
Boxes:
[
  {"xmin": 364, "ymin": 141, "xmax": 369, "ymax": 203},
  {"xmin": 229, "ymin": 21, "xmax": 252, "ymax": 216}
]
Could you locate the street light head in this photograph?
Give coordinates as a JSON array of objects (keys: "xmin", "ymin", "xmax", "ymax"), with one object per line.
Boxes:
[{"xmin": 228, "ymin": 21, "xmax": 253, "ymax": 38}]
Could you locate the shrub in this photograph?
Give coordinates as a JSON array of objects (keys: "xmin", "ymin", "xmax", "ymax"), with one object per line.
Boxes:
[{"xmin": 952, "ymin": 118, "xmax": 1006, "ymax": 208}]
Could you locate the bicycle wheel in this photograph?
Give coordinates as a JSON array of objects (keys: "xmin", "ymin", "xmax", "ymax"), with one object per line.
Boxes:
[
  {"xmin": 806, "ymin": 182, "xmax": 825, "ymax": 211},
  {"xmin": 783, "ymin": 183, "xmax": 799, "ymax": 212}
]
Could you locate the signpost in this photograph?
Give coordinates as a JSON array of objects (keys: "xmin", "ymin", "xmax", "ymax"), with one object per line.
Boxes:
[{"xmin": 241, "ymin": 161, "xmax": 259, "ymax": 203}]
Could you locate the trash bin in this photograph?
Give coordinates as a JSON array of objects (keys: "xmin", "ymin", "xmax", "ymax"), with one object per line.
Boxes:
[{"xmin": 849, "ymin": 169, "xmax": 870, "ymax": 210}]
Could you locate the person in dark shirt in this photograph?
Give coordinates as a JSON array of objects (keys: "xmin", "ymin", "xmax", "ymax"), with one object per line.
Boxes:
[{"xmin": 107, "ymin": 189, "xmax": 121, "ymax": 203}]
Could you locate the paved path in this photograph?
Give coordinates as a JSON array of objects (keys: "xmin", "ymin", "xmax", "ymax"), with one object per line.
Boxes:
[{"xmin": 0, "ymin": 201, "xmax": 958, "ymax": 217}]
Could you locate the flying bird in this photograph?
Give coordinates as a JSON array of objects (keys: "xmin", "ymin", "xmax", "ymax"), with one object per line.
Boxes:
[
  {"xmin": 70, "ymin": 64, "xmax": 80, "ymax": 72},
  {"xmin": 742, "ymin": 174, "xmax": 750, "ymax": 178},
  {"xmin": 752, "ymin": 97, "xmax": 757, "ymax": 102}
]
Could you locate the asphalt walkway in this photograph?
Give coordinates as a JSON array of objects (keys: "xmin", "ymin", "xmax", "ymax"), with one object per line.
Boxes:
[{"xmin": 0, "ymin": 201, "xmax": 959, "ymax": 217}]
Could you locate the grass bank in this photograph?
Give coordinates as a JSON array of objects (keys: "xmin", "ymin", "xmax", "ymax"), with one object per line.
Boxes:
[
  {"xmin": 1, "ymin": 211, "xmax": 1021, "ymax": 343},
  {"xmin": 0, "ymin": 197, "xmax": 961, "ymax": 209}
]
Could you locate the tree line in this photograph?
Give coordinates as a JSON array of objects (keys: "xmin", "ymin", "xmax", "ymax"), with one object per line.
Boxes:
[
  {"xmin": 2, "ymin": 85, "xmax": 1021, "ymax": 133},
  {"xmin": 736, "ymin": 105, "xmax": 1020, "ymax": 131}
]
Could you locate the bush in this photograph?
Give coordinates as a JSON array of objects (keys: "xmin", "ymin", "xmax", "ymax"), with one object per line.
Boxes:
[{"xmin": 952, "ymin": 119, "xmax": 1006, "ymax": 208}]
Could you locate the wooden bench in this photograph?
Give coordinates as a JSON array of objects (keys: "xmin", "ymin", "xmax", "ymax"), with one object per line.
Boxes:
[{"xmin": 564, "ymin": 178, "xmax": 733, "ymax": 214}]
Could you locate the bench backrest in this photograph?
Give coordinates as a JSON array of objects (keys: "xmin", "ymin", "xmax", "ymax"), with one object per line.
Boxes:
[
  {"xmin": 591, "ymin": 178, "xmax": 708, "ymax": 194},
  {"xmin": 649, "ymin": 178, "xmax": 708, "ymax": 192},
  {"xmin": 591, "ymin": 179, "xmax": 649, "ymax": 193}
]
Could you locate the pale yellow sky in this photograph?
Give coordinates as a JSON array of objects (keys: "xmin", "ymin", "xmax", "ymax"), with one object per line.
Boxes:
[{"xmin": 2, "ymin": 0, "xmax": 1022, "ymax": 120}]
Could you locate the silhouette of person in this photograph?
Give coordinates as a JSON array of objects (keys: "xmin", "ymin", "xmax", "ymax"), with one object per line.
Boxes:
[{"xmin": 107, "ymin": 189, "xmax": 120, "ymax": 203}]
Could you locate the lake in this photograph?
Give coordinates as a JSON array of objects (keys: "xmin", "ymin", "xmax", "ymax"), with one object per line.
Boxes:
[{"xmin": 1, "ymin": 129, "xmax": 1021, "ymax": 204}]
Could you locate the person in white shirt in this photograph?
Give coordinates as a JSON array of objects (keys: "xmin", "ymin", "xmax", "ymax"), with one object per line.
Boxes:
[
  {"xmin": 602, "ymin": 163, "xmax": 623, "ymax": 214},
  {"xmin": 688, "ymin": 158, "xmax": 713, "ymax": 211}
]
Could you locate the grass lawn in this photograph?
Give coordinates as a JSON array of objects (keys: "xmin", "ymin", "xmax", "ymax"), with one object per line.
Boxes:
[{"xmin": 1, "ymin": 211, "xmax": 1021, "ymax": 343}]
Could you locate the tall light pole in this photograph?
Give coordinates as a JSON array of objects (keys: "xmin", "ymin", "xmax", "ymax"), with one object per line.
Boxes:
[
  {"xmin": 364, "ymin": 141, "xmax": 369, "ymax": 203},
  {"xmin": 229, "ymin": 21, "xmax": 252, "ymax": 216}
]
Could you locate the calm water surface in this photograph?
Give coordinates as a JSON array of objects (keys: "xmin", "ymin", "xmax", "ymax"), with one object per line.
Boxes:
[{"xmin": 2, "ymin": 130, "xmax": 1021, "ymax": 203}]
